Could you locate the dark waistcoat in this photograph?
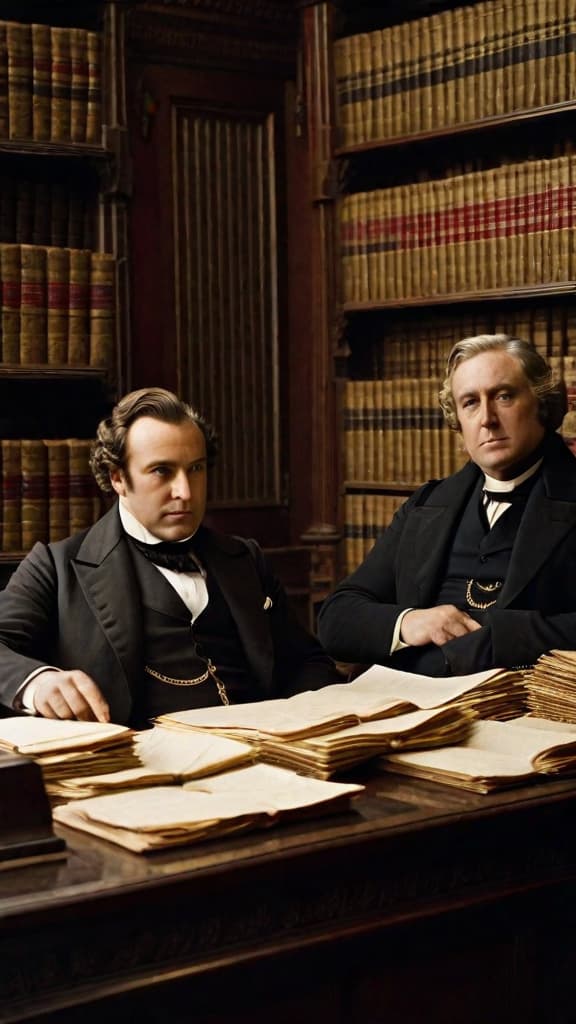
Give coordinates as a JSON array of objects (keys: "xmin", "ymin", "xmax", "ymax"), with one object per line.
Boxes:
[
  {"xmin": 129, "ymin": 548, "xmax": 261, "ymax": 725},
  {"xmin": 434, "ymin": 476, "xmax": 536, "ymax": 616}
]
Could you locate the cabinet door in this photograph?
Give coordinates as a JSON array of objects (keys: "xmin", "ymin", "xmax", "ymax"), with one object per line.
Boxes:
[{"xmin": 129, "ymin": 62, "xmax": 291, "ymax": 545}]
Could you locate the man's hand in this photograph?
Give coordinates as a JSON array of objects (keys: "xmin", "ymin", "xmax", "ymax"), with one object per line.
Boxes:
[
  {"xmin": 401, "ymin": 605, "xmax": 481, "ymax": 647},
  {"xmin": 32, "ymin": 670, "xmax": 111, "ymax": 722}
]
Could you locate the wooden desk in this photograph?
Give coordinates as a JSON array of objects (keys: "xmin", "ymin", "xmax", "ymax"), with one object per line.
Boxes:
[{"xmin": 1, "ymin": 771, "xmax": 576, "ymax": 1024}]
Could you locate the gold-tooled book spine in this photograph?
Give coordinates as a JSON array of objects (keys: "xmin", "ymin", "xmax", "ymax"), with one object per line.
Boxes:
[
  {"xmin": 45, "ymin": 439, "xmax": 70, "ymax": 541},
  {"xmin": 0, "ymin": 242, "xmax": 20, "ymax": 363},
  {"xmin": 19, "ymin": 243, "xmax": 47, "ymax": 363},
  {"xmin": 68, "ymin": 438, "xmax": 100, "ymax": 534},
  {"xmin": 70, "ymin": 27, "xmax": 88, "ymax": 143},
  {"xmin": 31, "ymin": 22, "xmax": 50, "ymax": 142},
  {"xmin": 7, "ymin": 21, "xmax": 32, "ymax": 140},
  {"xmin": 358, "ymin": 32, "xmax": 372, "ymax": 144},
  {"xmin": 68, "ymin": 248, "xmax": 90, "ymax": 365},
  {"xmin": 1, "ymin": 439, "xmax": 21, "ymax": 551},
  {"xmin": 86, "ymin": 31, "xmax": 102, "ymax": 145},
  {"xmin": 50, "ymin": 26, "xmax": 71, "ymax": 142},
  {"xmin": 21, "ymin": 438, "xmax": 48, "ymax": 549},
  {"xmin": 523, "ymin": 0, "xmax": 538, "ymax": 110},
  {"xmin": 428, "ymin": 12, "xmax": 445, "ymax": 133},
  {"xmin": 370, "ymin": 30, "xmax": 384, "ymax": 142},
  {"xmin": 0, "ymin": 23, "xmax": 8, "ymax": 138},
  {"xmin": 89, "ymin": 251, "xmax": 115, "ymax": 369},
  {"xmin": 46, "ymin": 246, "xmax": 69, "ymax": 365}
]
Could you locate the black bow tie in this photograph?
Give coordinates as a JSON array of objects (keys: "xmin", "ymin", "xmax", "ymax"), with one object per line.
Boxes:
[
  {"xmin": 481, "ymin": 489, "xmax": 518, "ymax": 501},
  {"xmin": 129, "ymin": 535, "xmax": 205, "ymax": 574},
  {"xmin": 483, "ymin": 488, "xmax": 528, "ymax": 504}
]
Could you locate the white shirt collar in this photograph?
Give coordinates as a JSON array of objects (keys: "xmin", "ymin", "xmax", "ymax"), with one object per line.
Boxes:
[
  {"xmin": 118, "ymin": 498, "xmax": 196, "ymax": 546},
  {"xmin": 483, "ymin": 457, "xmax": 543, "ymax": 494}
]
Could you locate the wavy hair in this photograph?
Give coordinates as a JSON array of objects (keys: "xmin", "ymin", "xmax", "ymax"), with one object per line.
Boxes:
[
  {"xmin": 90, "ymin": 387, "xmax": 218, "ymax": 493},
  {"xmin": 439, "ymin": 334, "xmax": 567, "ymax": 432}
]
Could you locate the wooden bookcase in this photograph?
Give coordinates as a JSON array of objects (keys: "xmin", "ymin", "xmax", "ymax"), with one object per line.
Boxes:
[
  {"xmin": 299, "ymin": 0, "xmax": 576, "ymax": 578},
  {"xmin": 0, "ymin": 0, "xmax": 130, "ymax": 587}
]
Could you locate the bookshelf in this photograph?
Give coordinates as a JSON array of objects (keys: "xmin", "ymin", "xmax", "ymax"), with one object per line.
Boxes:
[
  {"xmin": 300, "ymin": 0, "xmax": 576, "ymax": 577},
  {"xmin": 0, "ymin": 1, "xmax": 129, "ymax": 585}
]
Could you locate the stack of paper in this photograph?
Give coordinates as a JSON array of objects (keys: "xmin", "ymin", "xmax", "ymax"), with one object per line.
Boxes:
[
  {"xmin": 526, "ymin": 650, "xmax": 576, "ymax": 723},
  {"xmin": 258, "ymin": 707, "xmax": 472, "ymax": 779},
  {"xmin": 51, "ymin": 726, "xmax": 254, "ymax": 800},
  {"xmin": 53, "ymin": 763, "xmax": 364, "ymax": 853},
  {"xmin": 0, "ymin": 718, "xmax": 138, "ymax": 795},
  {"xmin": 381, "ymin": 716, "xmax": 576, "ymax": 793},
  {"xmin": 157, "ymin": 665, "xmax": 524, "ymax": 741},
  {"xmin": 344, "ymin": 664, "xmax": 527, "ymax": 721},
  {"xmin": 155, "ymin": 665, "xmax": 524, "ymax": 777}
]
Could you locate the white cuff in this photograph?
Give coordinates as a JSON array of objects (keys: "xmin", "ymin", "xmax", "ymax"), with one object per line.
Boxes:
[
  {"xmin": 14, "ymin": 667, "xmax": 58, "ymax": 714},
  {"xmin": 390, "ymin": 608, "xmax": 414, "ymax": 654}
]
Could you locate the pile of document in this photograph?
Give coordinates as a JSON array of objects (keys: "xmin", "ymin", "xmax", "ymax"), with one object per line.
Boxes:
[
  {"xmin": 381, "ymin": 716, "xmax": 576, "ymax": 793},
  {"xmin": 156, "ymin": 664, "xmax": 525, "ymax": 779},
  {"xmin": 525, "ymin": 650, "xmax": 576, "ymax": 723},
  {"xmin": 0, "ymin": 718, "xmax": 138, "ymax": 796},
  {"xmin": 51, "ymin": 726, "xmax": 254, "ymax": 800},
  {"xmin": 53, "ymin": 763, "xmax": 364, "ymax": 852}
]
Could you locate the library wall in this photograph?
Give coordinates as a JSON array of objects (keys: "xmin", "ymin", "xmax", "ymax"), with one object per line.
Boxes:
[
  {"xmin": 299, "ymin": 0, "xmax": 576, "ymax": 580},
  {"xmin": 0, "ymin": 2, "xmax": 128, "ymax": 585}
]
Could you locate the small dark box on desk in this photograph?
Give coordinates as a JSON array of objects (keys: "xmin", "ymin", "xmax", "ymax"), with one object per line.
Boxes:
[{"xmin": 0, "ymin": 751, "xmax": 66, "ymax": 869}]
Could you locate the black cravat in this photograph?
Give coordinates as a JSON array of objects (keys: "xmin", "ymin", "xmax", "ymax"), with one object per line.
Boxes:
[
  {"xmin": 129, "ymin": 535, "xmax": 204, "ymax": 574},
  {"xmin": 483, "ymin": 489, "xmax": 526, "ymax": 503}
]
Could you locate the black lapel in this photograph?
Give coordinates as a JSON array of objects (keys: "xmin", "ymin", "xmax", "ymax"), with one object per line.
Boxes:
[
  {"xmin": 71, "ymin": 505, "xmax": 141, "ymax": 707},
  {"xmin": 499, "ymin": 437, "xmax": 576, "ymax": 606},
  {"xmin": 403, "ymin": 462, "xmax": 481, "ymax": 605}
]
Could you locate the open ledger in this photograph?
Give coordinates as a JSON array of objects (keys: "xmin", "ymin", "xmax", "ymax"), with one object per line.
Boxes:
[
  {"xmin": 526, "ymin": 650, "xmax": 576, "ymax": 722},
  {"xmin": 53, "ymin": 763, "xmax": 364, "ymax": 853},
  {"xmin": 380, "ymin": 716, "xmax": 576, "ymax": 793},
  {"xmin": 52, "ymin": 727, "xmax": 254, "ymax": 800}
]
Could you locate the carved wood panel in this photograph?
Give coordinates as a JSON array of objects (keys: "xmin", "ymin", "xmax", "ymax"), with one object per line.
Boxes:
[{"xmin": 172, "ymin": 102, "xmax": 281, "ymax": 505}]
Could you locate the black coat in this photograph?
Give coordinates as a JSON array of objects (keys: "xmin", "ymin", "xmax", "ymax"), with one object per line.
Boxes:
[
  {"xmin": 0, "ymin": 506, "xmax": 339, "ymax": 723},
  {"xmin": 319, "ymin": 433, "xmax": 576, "ymax": 675}
]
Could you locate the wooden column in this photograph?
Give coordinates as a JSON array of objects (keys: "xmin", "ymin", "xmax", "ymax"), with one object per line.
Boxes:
[
  {"xmin": 299, "ymin": 0, "xmax": 341, "ymax": 602},
  {"xmin": 99, "ymin": 0, "xmax": 132, "ymax": 393}
]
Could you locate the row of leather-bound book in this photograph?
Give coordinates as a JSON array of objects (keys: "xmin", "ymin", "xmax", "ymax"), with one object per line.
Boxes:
[
  {"xmin": 343, "ymin": 378, "xmax": 467, "ymax": 487},
  {"xmin": 343, "ymin": 493, "xmax": 406, "ymax": 574},
  {"xmin": 340, "ymin": 152, "xmax": 576, "ymax": 304},
  {"xmin": 0, "ymin": 437, "xmax": 102, "ymax": 552},
  {"xmin": 335, "ymin": 0, "xmax": 576, "ymax": 146},
  {"xmin": 0, "ymin": 243, "xmax": 115, "ymax": 367},
  {"xmin": 0, "ymin": 176, "xmax": 96, "ymax": 250},
  {"xmin": 356, "ymin": 307, "xmax": 576, "ymax": 381},
  {"xmin": 0, "ymin": 20, "xmax": 101, "ymax": 145}
]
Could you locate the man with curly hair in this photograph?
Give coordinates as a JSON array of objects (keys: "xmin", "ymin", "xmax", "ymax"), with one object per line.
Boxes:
[
  {"xmin": 319, "ymin": 334, "xmax": 576, "ymax": 677},
  {"xmin": 0, "ymin": 388, "xmax": 339, "ymax": 724}
]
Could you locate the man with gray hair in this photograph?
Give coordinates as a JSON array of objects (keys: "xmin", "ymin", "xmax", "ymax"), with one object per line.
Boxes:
[{"xmin": 319, "ymin": 334, "xmax": 576, "ymax": 676}]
